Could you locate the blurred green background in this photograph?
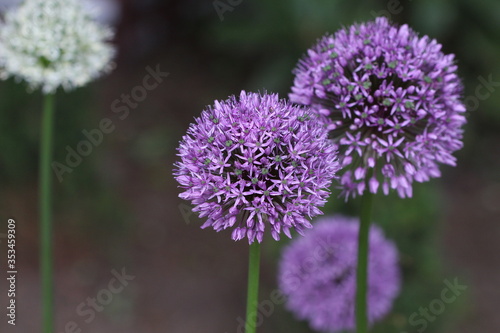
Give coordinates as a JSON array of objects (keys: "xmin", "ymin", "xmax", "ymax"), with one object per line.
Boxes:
[{"xmin": 1, "ymin": 0, "xmax": 499, "ymax": 332}]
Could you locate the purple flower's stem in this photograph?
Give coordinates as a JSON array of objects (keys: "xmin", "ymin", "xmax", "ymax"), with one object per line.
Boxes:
[
  {"xmin": 40, "ymin": 93, "xmax": 55, "ymax": 333},
  {"xmin": 355, "ymin": 171, "xmax": 375, "ymax": 333},
  {"xmin": 245, "ymin": 241, "xmax": 261, "ymax": 333}
]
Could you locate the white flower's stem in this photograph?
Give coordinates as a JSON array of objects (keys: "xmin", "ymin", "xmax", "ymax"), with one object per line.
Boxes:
[{"xmin": 40, "ymin": 93, "xmax": 55, "ymax": 333}]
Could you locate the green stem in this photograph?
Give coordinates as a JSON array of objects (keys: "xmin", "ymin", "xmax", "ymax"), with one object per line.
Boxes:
[
  {"xmin": 40, "ymin": 93, "xmax": 55, "ymax": 333},
  {"xmin": 355, "ymin": 178, "xmax": 375, "ymax": 333},
  {"xmin": 245, "ymin": 241, "xmax": 261, "ymax": 333}
]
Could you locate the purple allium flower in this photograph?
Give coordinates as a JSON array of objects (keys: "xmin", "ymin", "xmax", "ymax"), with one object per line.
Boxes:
[
  {"xmin": 174, "ymin": 91, "xmax": 339, "ymax": 244},
  {"xmin": 278, "ymin": 215, "xmax": 400, "ymax": 332},
  {"xmin": 290, "ymin": 17, "xmax": 466, "ymax": 199}
]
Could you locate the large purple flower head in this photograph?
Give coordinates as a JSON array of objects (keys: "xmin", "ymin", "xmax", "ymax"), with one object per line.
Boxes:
[
  {"xmin": 278, "ymin": 215, "xmax": 400, "ymax": 332},
  {"xmin": 174, "ymin": 91, "xmax": 339, "ymax": 244},
  {"xmin": 290, "ymin": 17, "xmax": 466, "ymax": 198}
]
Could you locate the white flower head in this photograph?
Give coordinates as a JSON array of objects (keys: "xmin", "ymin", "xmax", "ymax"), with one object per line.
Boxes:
[{"xmin": 0, "ymin": 0, "xmax": 116, "ymax": 93}]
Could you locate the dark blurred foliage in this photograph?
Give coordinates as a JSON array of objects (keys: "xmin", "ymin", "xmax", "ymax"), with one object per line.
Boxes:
[{"xmin": 0, "ymin": 0, "xmax": 499, "ymax": 332}]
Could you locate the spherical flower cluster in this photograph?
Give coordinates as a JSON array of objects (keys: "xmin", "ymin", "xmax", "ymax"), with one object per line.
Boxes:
[
  {"xmin": 290, "ymin": 17, "xmax": 466, "ymax": 198},
  {"xmin": 174, "ymin": 91, "xmax": 339, "ymax": 244},
  {"xmin": 278, "ymin": 215, "xmax": 400, "ymax": 332},
  {"xmin": 0, "ymin": 0, "xmax": 115, "ymax": 93}
]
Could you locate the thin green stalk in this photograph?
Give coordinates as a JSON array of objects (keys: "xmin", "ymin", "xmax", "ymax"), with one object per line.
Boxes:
[
  {"xmin": 355, "ymin": 175, "xmax": 375, "ymax": 333},
  {"xmin": 40, "ymin": 93, "xmax": 55, "ymax": 333},
  {"xmin": 245, "ymin": 241, "xmax": 261, "ymax": 333}
]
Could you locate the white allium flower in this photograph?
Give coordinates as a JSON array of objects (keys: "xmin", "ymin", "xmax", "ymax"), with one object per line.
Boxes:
[{"xmin": 0, "ymin": 0, "xmax": 115, "ymax": 93}]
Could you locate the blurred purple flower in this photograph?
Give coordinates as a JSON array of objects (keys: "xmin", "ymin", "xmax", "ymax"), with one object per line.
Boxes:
[
  {"xmin": 174, "ymin": 91, "xmax": 339, "ymax": 244},
  {"xmin": 278, "ymin": 215, "xmax": 400, "ymax": 332},
  {"xmin": 290, "ymin": 17, "xmax": 466, "ymax": 199}
]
